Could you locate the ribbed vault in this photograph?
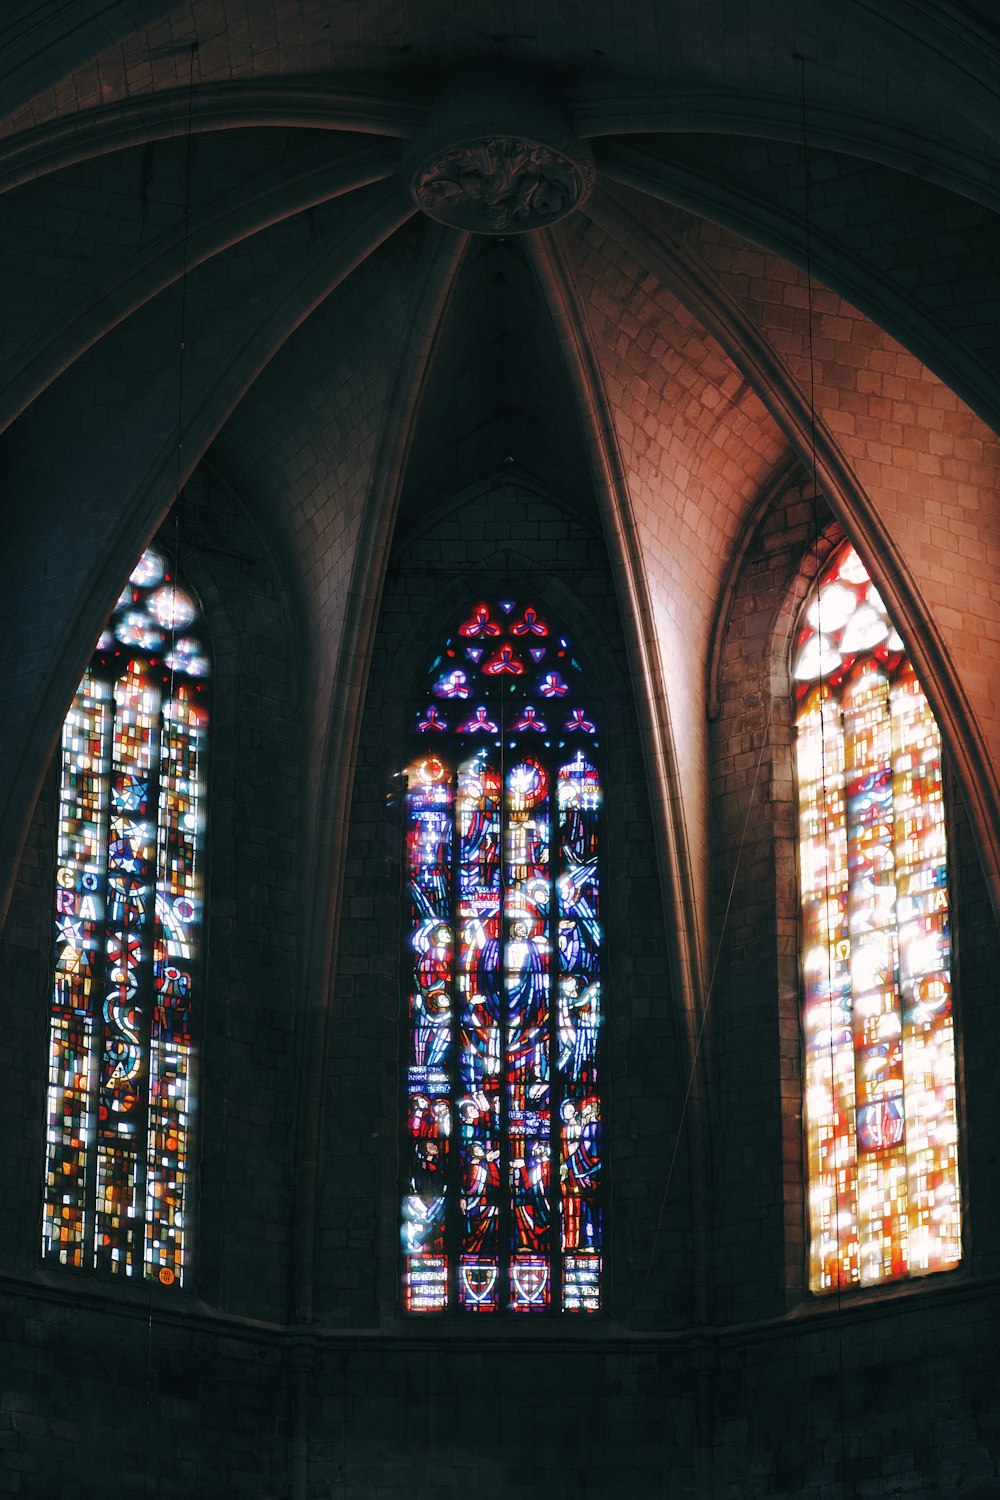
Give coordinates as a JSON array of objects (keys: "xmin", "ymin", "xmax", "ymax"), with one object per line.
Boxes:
[{"xmin": 1, "ymin": 7, "xmax": 1000, "ymax": 1332}]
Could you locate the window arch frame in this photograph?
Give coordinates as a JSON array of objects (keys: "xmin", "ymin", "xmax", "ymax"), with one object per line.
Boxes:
[
  {"xmin": 789, "ymin": 532, "xmax": 963, "ymax": 1294},
  {"xmin": 398, "ymin": 588, "xmax": 609, "ymax": 1317},
  {"xmin": 41, "ymin": 540, "xmax": 211, "ymax": 1289}
]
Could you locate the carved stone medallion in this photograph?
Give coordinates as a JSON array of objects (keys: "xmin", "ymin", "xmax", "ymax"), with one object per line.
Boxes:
[{"xmin": 404, "ymin": 71, "xmax": 595, "ymax": 235}]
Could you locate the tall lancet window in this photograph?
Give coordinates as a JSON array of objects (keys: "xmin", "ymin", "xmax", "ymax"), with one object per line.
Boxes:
[
  {"xmin": 793, "ymin": 541, "xmax": 960, "ymax": 1292},
  {"xmin": 402, "ymin": 599, "xmax": 603, "ymax": 1314},
  {"xmin": 43, "ymin": 545, "xmax": 209, "ymax": 1287}
]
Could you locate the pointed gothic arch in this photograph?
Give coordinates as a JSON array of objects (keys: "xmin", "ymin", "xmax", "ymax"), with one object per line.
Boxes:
[
  {"xmin": 42, "ymin": 543, "xmax": 209, "ymax": 1286},
  {"xmin": 400, "ymin": 593, "xmax": 603, "ymax": 1314},
  {"xmin": 792, "ymin": 539, "xmax": 961, "ymax": 1291}
]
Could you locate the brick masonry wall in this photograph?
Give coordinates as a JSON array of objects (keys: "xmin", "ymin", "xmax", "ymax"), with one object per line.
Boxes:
[
  {"xmin": 3, "ymin": 470, "xmax": 1000, "ymax": 1497},
  {"xmin": 0, "ymin": 1287, "xmax": 288, "ymax": 1499},
  {"xmin": 561, "ymin": 209, "xmax": 792, "ymax": 964},
  {"xmin": 398, "ymin": 235, "xmax": 596, "ymax": 525},
  {"xmin": 709, "ymin": 472, "xmax": 819, "ymax": 1324},
  {"xmin": 687, "ymin": 212, "xmax": 1000, "ymax": 837},
  {"xmin": 706, "ymin": 472, "xmax": 1000, "ymax": 1495},
  {"xmin": 306, "ymin": 1341, "xmax": 700, "ymax": 1500},
  {"xmin": 306, "ymin": 475, "xmax": 696, "ymax": 1493},
  {"xmin": 0, "ymin": 476, "xmax": 300, "ymax": 1495},
  {"xmin": 317, "ymin": 478, "xmax": 689, "ymax": 1330}
]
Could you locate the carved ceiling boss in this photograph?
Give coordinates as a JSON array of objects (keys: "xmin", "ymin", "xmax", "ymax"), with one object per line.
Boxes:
[{"xmin": 404, "ymin": 71, "xmax": 595, "ymax": 234}]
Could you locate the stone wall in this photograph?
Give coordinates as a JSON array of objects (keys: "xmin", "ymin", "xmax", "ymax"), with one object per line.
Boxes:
[
  {"xmin": 2, "ymin": 472, "xmax": 999, "ymax": 1497},
  {"xmin": 706, "ymin": 472, "xmax": 1000, "ymax": 1496},
  {"xmin": 0, "ymin": 478, "xmax": 299, "ymax": 1497}
]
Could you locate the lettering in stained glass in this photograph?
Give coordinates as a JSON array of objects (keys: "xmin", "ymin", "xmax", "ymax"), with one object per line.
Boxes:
[
  {"xmin": 402, "ymin": 600, "xmax": 603, "ymax": 1313},
  {"xmin": 792, "ymin": 542, "xmax": 960, "ymax": 1291},
  {"xmin": 42, "ymin": 546, "xmax": 209, "ymax": 1286}
]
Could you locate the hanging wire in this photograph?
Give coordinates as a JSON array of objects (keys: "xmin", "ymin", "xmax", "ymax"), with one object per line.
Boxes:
[
  {"xmin": 144, "ymin": 34, "xmax": 199, "ymax": 1500},
  {"xmin": 170, "ymin": 40, "xmax": 200, "ymax": 567},
  {"xmin": 629, "ymin": 90, "xmax": 821, "ymax": 1330},
  {"xmin": 624, "ymin": 53, "xmax": 853, "ymax": 1500},
  {"xmin": 796, "ymin": 48, "xmax": 852, "ymax": 1497},
  {"xmin": 164, "ymin": 35, "xmax": 201, "ymax": 1295}
]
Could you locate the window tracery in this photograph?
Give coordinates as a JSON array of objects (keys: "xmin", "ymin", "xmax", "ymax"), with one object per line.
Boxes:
[
  {"xmin": 792, "ymin": 542, "xmax": 960, "ymax": 1291},
  {"xmin": 42, "ymin": 545, "xmax": 209, "ymax": 1286},
  {"xmin": 402, "ymin": 598, "xmax": 602, "ymax": 1313}
]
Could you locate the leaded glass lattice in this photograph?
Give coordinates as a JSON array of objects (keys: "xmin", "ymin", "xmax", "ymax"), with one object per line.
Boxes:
[
  {"xmin": 792, "ymin": 542, "xmax": 960, "ymax": 1292},
  {"xmin": 402, "ymin": 599, "xmax": 602, "ymax": 1313},
  {"xmin": 42, "ymin": 546, "xmax": 209, "ymax": 1285}
]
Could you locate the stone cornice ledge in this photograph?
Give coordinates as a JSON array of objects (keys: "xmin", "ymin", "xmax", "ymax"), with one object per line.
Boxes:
[{"xmin": 1, "ymin": 1264, "xmax": 996, "ymax": 1352}]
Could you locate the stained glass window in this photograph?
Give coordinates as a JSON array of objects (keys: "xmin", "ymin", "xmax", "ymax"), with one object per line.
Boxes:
[
  {"xmin": 402, "ymin": 599, "xmax": 602, "ymax": 1313},
  {"xmin": 792, "ymin": 542, "xmax": 960, "ymax": 1292},
  {"xmin": 42, "ymin": 545, "xmax": 209, "ymax": 1286}
]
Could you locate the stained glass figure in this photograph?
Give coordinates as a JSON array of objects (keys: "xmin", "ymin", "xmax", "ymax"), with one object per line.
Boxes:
[
  {"xmin": 793, "ymin": 542, "xmax": 960, "ymax": 1292},
  {"xmin": 42, "ymin": 545, "xmax": 209, "ymax": 1287},
  {"xmin": 403, "ymin": 600, "xmax": 603, "ymax": 1313}
]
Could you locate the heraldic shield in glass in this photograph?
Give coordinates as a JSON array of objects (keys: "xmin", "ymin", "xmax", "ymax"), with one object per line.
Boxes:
[
  {"xmin": 402, "ymin": 599, "xmax": 602, "ymax": 1313},
  {"xmin": 792, "ymin": 542, "xmax": 961, "ymax": 1292},
  {"xmin": 42, "ymin": 546, "xmax": 209, "ymax": 1286}
]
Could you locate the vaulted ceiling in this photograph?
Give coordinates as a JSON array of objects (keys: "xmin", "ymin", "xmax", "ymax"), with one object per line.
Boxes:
[{"xmin": 2, "ymin": 1, "xmax": 1000, "ymax": 994}]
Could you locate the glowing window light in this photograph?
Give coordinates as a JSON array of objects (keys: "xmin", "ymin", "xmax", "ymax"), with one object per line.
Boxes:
[
  {"xmin": 793, "ymin": 542, "xmax": 960, "ymax": 1293},
  {"xmin": 42, "ymin": 545, "xmax": 209, "ymax": 1288},
  {"xmin": 403, "ymin": 601, "xmax": 602, "ymax": 1313}
]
